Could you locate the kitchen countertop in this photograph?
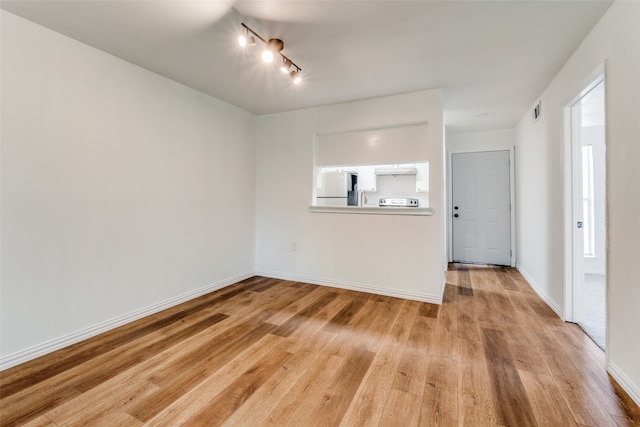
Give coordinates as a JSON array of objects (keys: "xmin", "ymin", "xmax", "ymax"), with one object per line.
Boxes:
[{"xmin": 309, "ymin": 205, "xmax": 434, "ymax": 216}]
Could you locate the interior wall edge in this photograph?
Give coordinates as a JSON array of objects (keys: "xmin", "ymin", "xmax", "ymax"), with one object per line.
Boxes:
[
  {"xmin": 0, "ymin": 271, "xmax": 255, "ymax": 371},
  {"xmin": 607, "ymin": 360, "xmax": 640, "ymax": 407},
  {"xmin": 515, "ymin": 263, "xmax": 564, "ymax": 319},
  {"xmin": 256, "ymin": 270, "xmax": 443, "ymax": 305}
]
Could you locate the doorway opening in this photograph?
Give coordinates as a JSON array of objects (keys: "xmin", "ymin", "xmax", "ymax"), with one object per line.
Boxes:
[{"xmin": 565, "ymin": 75, "xmax": 606, "ymax": 350}]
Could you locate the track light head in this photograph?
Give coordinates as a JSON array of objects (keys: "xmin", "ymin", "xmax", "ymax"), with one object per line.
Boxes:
[
  {"xmin": 280, "ymin": 58, "xmax": 293, "ymax": 74},
  {"xmin": 239, "ymin": 26, "xmax": 256, "ymax": 48},
  {"xmin": 290, "ymin": 69, "xmax": 302, "ymax": 84},
  {"xmin": 261, "ymin": 50, "xmax": 274, "ymax": 63}
]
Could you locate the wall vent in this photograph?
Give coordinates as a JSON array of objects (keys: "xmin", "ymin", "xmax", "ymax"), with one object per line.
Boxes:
[{"xmin": 533, "ymin": 101, "xmax": 542, "ymax": 121}]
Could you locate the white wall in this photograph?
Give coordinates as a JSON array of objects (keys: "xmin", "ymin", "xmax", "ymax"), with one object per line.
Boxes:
[
  {"xmin": 0, "ymin": 11, "xmax": 257, "ymax": 367},
  {"xmin": 255, "ymin": 90, "xmax": 445, "ymax": 302},
  {"xmin": 515, "ymin": 1, "xmax": 640, "ymax": 405},
  {"xmin": 447, "ymin": 128, "xmax": 515, "ymax": 153}
]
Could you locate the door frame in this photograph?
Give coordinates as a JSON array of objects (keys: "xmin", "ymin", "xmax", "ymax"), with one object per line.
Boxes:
[
  {"xmin": 447, "ymin": 147, "xmax": 516, "ymax": 267},
  {"xmin": 563, "ymin": 67, "xmax": 606, "ymax": 331}
]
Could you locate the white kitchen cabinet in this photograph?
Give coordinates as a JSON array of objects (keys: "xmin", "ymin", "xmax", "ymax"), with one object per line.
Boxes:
[
  {"xmin": 357, "ymin": 165, "xmax": 377, "ymax": 191},
  {"xmin": 415, "ymin": 162, "xmax": 429, "ymax": 192}
]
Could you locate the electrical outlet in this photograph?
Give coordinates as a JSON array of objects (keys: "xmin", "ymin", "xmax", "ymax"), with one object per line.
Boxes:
[{"xmin": 292, "ymin": 242, "xmax": 297, "ymax": 251}]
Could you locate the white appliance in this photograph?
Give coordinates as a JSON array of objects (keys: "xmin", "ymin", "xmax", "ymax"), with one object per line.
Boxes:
[
  {"xmin": 379, "ymin": 198, "xmax": 419, "ymax": 207},
  {"xmin": 317, "ymin": 172, "xmax": 357, "ymax": 206}
]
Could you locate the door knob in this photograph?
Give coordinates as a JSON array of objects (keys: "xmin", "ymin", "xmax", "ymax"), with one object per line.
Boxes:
[
  {"xmin": 454, "ymin": 206, "xmax": 459, "ymax": 210},
  {"xmin": 454, "ymin": 213, "xmax": 459, "ymax": 218}
]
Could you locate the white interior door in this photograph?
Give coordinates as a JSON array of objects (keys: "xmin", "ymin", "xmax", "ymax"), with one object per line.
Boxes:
[{"xmin": 452, "ymin": 151, "xmax": 511, "ymax": 265}]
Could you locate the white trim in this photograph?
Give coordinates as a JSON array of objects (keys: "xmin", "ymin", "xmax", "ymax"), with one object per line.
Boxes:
[
  {"xmin": 563, "ymin": 66, "xmax": 606, "ymax": 324},
  {"xmin": 0, "ymin": 271, "xmax": 254, "ymax": 371},
  {"xmin": 309, "ymin": 205, "xmax": 434, "ymax": 216},
  {"xmin": 256, "ymin": 270, "xmax": 443, "ymax": 305},
  {"xmin": 563, "ymin": 101, "xmax": 575, "ymax": 322},
  {"xmin": 311, "ymin": 120, "xmax": 430, "ymax": 206},
  {"xmin": 447, "ymin": 147, "xmax": 516, "ymax": 267},
  {"xmin": 516, "ymin": 264, "xmax": 564, "ymax": 319},
  {"xmin": 607, "ymin": 361, "xmax": 640, "ymax": 407}
]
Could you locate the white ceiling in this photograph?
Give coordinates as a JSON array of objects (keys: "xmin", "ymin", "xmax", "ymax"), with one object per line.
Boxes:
[{"xmin": 1, "ymin": 0, "xmax": 612, "ymax": 133}]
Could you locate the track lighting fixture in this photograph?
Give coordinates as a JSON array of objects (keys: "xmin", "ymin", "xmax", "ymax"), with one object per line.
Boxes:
[{"xmin": 238, "ymin": 23, "xmax": 303, "ymax": 84}]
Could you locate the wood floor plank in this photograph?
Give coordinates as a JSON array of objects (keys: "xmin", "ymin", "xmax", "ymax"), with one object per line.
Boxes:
[
  {"xmin": 2, "ymin": 270, "xmax": 638, "ymax": 426},
  {"xmin": 0, "ymin": 380, "xmax": 82, "ymax": 426},
  {"xmin": 144, "ymin": 282, "xmax": 314, "ymax": 388},
  {"xmin": 221, "ymin": 330, "xmax": 338, "ymax": 427},
  {"xmin": 78, "ymin": 312, "xmax": 229, "ymax": 392},
  {"xmin": 501, "ymin": 324, "xmax": 549, "ymax": 376},
  {"xmin": 271, "ymin": 291, "xmax": 339, "ymax": 337},
  {"xmin": 482, "ymin": 328, "xmax": 538, "ymax": 427},
  {"xmin": 77, "ymin": 410, "xmax": 145, "ymax": 427},
  {"xmin": 322, "ymin": 298, "xmax": 382, "ymax": 359},
  {"xmin": 495, "ymin": 267, "xmax": 520, "ymax": 291},
  {"xmin": 339, "ymin": 300, "xmax": 418, "ymax": 426},
  {"xmin": 2, "ymin": 302, "xmax": 228, "ymax": 398},
  {"xmin": 519, "ymin": 370, "xmax": 579, "ymax": 427},
  {"xmin": 260, "ymin": 284, "xmax": 323, "ymax": 326},
  {"xmin": 419, "ymin": 355, "xmax": 459, "ymax": 426},
  {"xmin": 45, "ymin": 376, "xmax": 159, "ymax": 426},
  {"xmin": 418, "ymin": 301, "xmax": 440, "ymax": 318},
  {"xmin": 143, "ymin": 333, "xmax": 287, "ymax": 426},
  {"xmin": 127, "ymin": 321, "xmax": 279, "ymax": 422},
  {"xmin": 19, "ymin": 415, "xmax": 57, "ymax": 427},
  {"xmin": 392, "ymin": 315, "xmax": 437, "ymax": 396},
  {"xmin": 294, "ymin": 347, "xmax": 375, "ymax": 426},
  {"xmin": 430, "ymin": 295, "xmax": 458, "ymax": 359},
  {"xmin": 504, "ymin": 290, "xmax": 537, "ymax": 318},
  {"xmin": 548, "ymin": 322, "xmax": 640, "ymax": 423},
  {"xmin": 378, "ymin": 389, "xmax": 422, "ymax": 427},
  {"xmin": 324, "ymin": 294, "xmax": 368, "ymax": 333},
  {"xmin": 355, "ymin": 295, "xmax": 405, "ymax": 353},
  {"xmin": 264, "ymin": 353, "xmax": 345, "ymax": 426},
  {"xmin": 457, "ymin": 337, "xmax": 498, "ymax": 426},
  {"xmin": 275, "ymin": 294, "xmax": 348, "ymax": 354},
  {"xmin": 610, "ymin": 380, "xmax": 640, "ymax": 426},
  {"xmin": 538, "ymin": 325, "xmax": 633, "ymax": 426},
  {"xmin": 185, "ymin": 347, "xmax": 293, "ymax": 426},
  {"xmin": 0, "ymin": 282, "xmax": 248, "ymax": 399},
  {"xmin": 457, "ymin": 293, "xmax": 482, "ymax": 343},
  {"xmin": 611, "ymin": 413, "xmax": 640, "ymax": 427}
]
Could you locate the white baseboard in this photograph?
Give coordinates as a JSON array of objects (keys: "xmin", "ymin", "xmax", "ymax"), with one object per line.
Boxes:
[
  {"xmin": 0, "ymin": 271, "xmax": 254, "ymax": 371},
  {"xmin": 255, "ymin": 270, "xmax": 443, "ymax": 304},
  {"xmin": 607, "ymin": 360, "xmax": 640, "ymax": 407},
  {"xmin": 515, "ymin": 263, "xmax": 564, "ymax": 319}
]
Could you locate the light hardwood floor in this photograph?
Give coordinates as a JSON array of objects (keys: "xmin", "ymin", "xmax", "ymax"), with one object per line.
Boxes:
[{"xmin": 1, "ymin": 264, "xmax": 639, "ymax": 426}]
